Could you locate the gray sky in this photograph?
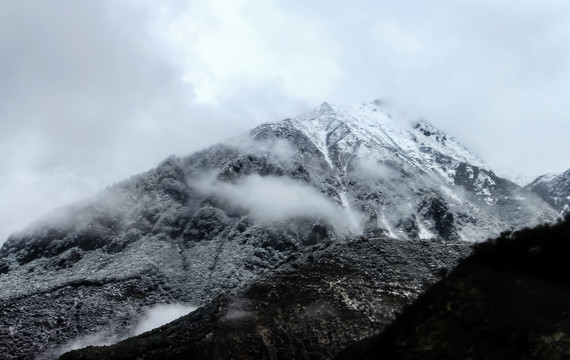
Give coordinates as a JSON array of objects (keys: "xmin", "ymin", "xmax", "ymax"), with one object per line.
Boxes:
[{"xmin": 1, "ymin": 0, "xmax": 570, "ymax": 243}]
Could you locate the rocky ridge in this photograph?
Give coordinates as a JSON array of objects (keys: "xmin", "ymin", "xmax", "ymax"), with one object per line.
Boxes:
[{"xmin": 59, "ymin": 236, "xmax": 471, "ymax": 360}]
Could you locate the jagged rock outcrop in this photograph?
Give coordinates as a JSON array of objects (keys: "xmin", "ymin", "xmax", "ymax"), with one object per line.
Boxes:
[{"xmin": 59, "ymin": 236, "xmax": 470, "ymax": 360}]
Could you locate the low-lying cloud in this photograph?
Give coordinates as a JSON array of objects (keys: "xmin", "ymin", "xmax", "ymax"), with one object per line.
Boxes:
[
  {"xmin": 191, "ymin": 174, "xmax": 363, "ymax": 235},
  {"xmin": 42, "ymin": 331, "xmax": 121, "ymax": 360},
  {"xmin": 44, "ymin": 303, "xmax": 196, "ymax": 359},
  {"xmin": 134, "ymin": 303, "xmax": 197, "ymax": 335},
  {"xmin": 227, "ymin": 136, "xmax": 297, "ymax": 164},
  {"xmin": 356, "ymin": 159, "xmax": 401, "ymax": 180}
]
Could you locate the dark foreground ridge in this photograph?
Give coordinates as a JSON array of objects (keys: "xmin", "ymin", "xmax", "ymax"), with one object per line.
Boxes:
[
  {"xmin": 337, "ymin": 215, "xmax": 570, "ymax": 360},
  {"xmin": 59, "ymin": 236, "xmax": 470, "ymax": 360}
]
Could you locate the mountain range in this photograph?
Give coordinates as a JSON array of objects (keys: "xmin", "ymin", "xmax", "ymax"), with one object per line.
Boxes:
[{"xmin": 0, "ymin": 101, "xmax": 567, "ymax": 359}]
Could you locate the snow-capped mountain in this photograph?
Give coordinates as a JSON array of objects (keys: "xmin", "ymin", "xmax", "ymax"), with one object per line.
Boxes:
[
  {"xmin": 526, "ymin": 168, "xmax": 570, "ymax": 216},
  {"xmin": 254, "ymin": 101, "xmax": 556, "ymax": 241},
  {"xmin": 0, "ymin": 101, "xmax": 559, "ymax": 358}
]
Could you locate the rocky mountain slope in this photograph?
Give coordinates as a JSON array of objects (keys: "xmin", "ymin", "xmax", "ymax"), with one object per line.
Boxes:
[
  {"xmin": 59, "ymin": 236, "xmax": 470, "ymax": 360},
  {"xmin": 337, "ymin": 215, "xmax": 570, "ymax": 360},
  {"xmin": 526, "ymin": 168, "xmax": 570, "ymax": 216},
  {"xmin": 0, "ymin": 101, "xmax": 558, "ymax": 358},
  {"xmin": 279, "ymin": 101, "xmax": 556, "ymax": 241}
]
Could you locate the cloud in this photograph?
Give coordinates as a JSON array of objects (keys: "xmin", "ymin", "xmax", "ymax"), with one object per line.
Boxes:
[
  {"xmin": 43, "ymin": 331, "xmax": 121, "ymax": 360},
  {"xmin": 163, "ymin": 0, "xmax": 570, "ymax": 180},
  {"xmin": 355, "ymin": 159, "xmax": 401, "ymax": 180},
  {"xmin": 191, "ymin": 174, "xmax": 363, "ymax": 235},
  {"xmin": 166, "ymin": 0, "xmax": 341, "ymax": 105},
  {"xmin": 42, "ymin": 303, "xmax": 196, "ymax": 358},
  {"xmin": 226, "ymin": 135, "xmax": 297, "ymax": 165},
  {"xmin": 134, "ymin": 303, "xmax": 197, "ymax": 335},
  {"xmin": 0, "ymin": 0, "xmax": 258, "ymax": 243}
]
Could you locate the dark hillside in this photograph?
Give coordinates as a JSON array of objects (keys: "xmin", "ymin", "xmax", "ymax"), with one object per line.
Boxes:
[
  {"xmin": 337, "ymin": 215, "xmax": 570, "ymax": 360},
  {"xmin": 59, "ymin": 236, "xmax": 469, "ymax": 360}
]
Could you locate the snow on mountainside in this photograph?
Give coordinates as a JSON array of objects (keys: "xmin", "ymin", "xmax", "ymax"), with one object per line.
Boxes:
[
  {"xmin": 266, "ymin": 101, "xmax": 557, "ymax": 241},
  {"xmin": 526, "ymin": 168, "xmax": 570, "ymax": 216},
  {"xmin": 0, "ymin": 101, "xmax": 559, "ymax": 359},
  {"xmin": 294, "ymin": 101, "xmax": 489, "ymax": 175}
]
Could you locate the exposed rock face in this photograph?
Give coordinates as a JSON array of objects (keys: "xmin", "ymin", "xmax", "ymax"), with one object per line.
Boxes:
[
  {"xmin": 59, "ymin": 236, "xmax": 471, "ymax": 360},
  {"xmin": 527, "ymin": 168, "xmax": 570, "ymax": 216},
  {"xmin": 0, "ymin": 101, "xmax": 558, "ymax": 358},
  {"xmin": 337, "ymin": 216, "xmax": 570, "ymax": 360}
]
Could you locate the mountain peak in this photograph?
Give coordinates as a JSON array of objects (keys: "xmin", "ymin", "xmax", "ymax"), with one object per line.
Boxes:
[
  {"xmin": 317, "ymin": 101, "xmax": 334, "ymax": 114},
  {"xmin": 289, "ymin": 101, "xmax": 490, "ymax": 179}
]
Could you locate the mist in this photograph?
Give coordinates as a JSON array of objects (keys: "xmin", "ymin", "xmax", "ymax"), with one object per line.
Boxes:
[
  {"xmin": 41, "ymin": 330, "xmax": 121, "ymax": 360},
  {"xmin": 356, "ymin": 159, "xmax": 401, "ymax": 180},
  {"xmin": 134, "ymin": 303, "xmax": 197, "ymax": 335},
  {"xmin": 227, "ymin": 136, "xmax": 298, "ymax": 165},
  {"xmin": 191, "ymin": 174, "xmax": 364, "ymax": 235},
  {"xmin": 42, "ymin": 303, "xmax": 196, "ymax": 359}
]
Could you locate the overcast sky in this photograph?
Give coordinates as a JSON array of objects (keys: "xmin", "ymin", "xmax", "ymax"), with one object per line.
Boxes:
[{"xmin": 1, "ymin": 0, "xmax": 569, "ymax": 243}]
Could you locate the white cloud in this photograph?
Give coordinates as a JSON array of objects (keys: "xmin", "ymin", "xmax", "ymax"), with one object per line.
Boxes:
[
  {"xmin": 134, "ymin": 303, "xmax": 196, "ymax": 335},
  {"xmin": 356, "ymin": 159, "xmax": 400, "ymax": 180},
  {"xmin": 166, "ymin": 0, "xmax": 341, "ymax": 104},
  {"xmin": 43, "ymin": 303, "xmax": 196, "ymax": 358},
  {"xmin": 46, "ymin": 330, "xmax": 121, "ymax": 359},
  {"xmin": 227, "ymin": 136, "xmax": 297, "ymax": 164},
  {"xmin": 191, "ymin": 174, "xmax": 363, "ymax": 235},
  {"xmin": 0, "ymin": 0, "xmax": 256, "ymax": 243}
]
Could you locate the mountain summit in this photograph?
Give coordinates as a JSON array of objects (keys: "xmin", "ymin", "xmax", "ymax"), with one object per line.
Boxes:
[
  {"xmin": 0, "ymin": 101, "xmax": 558, "ymax": 358},
  {"xmin": 252, "ymin": 101, "xmax": 555, "ymax": 241}
]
